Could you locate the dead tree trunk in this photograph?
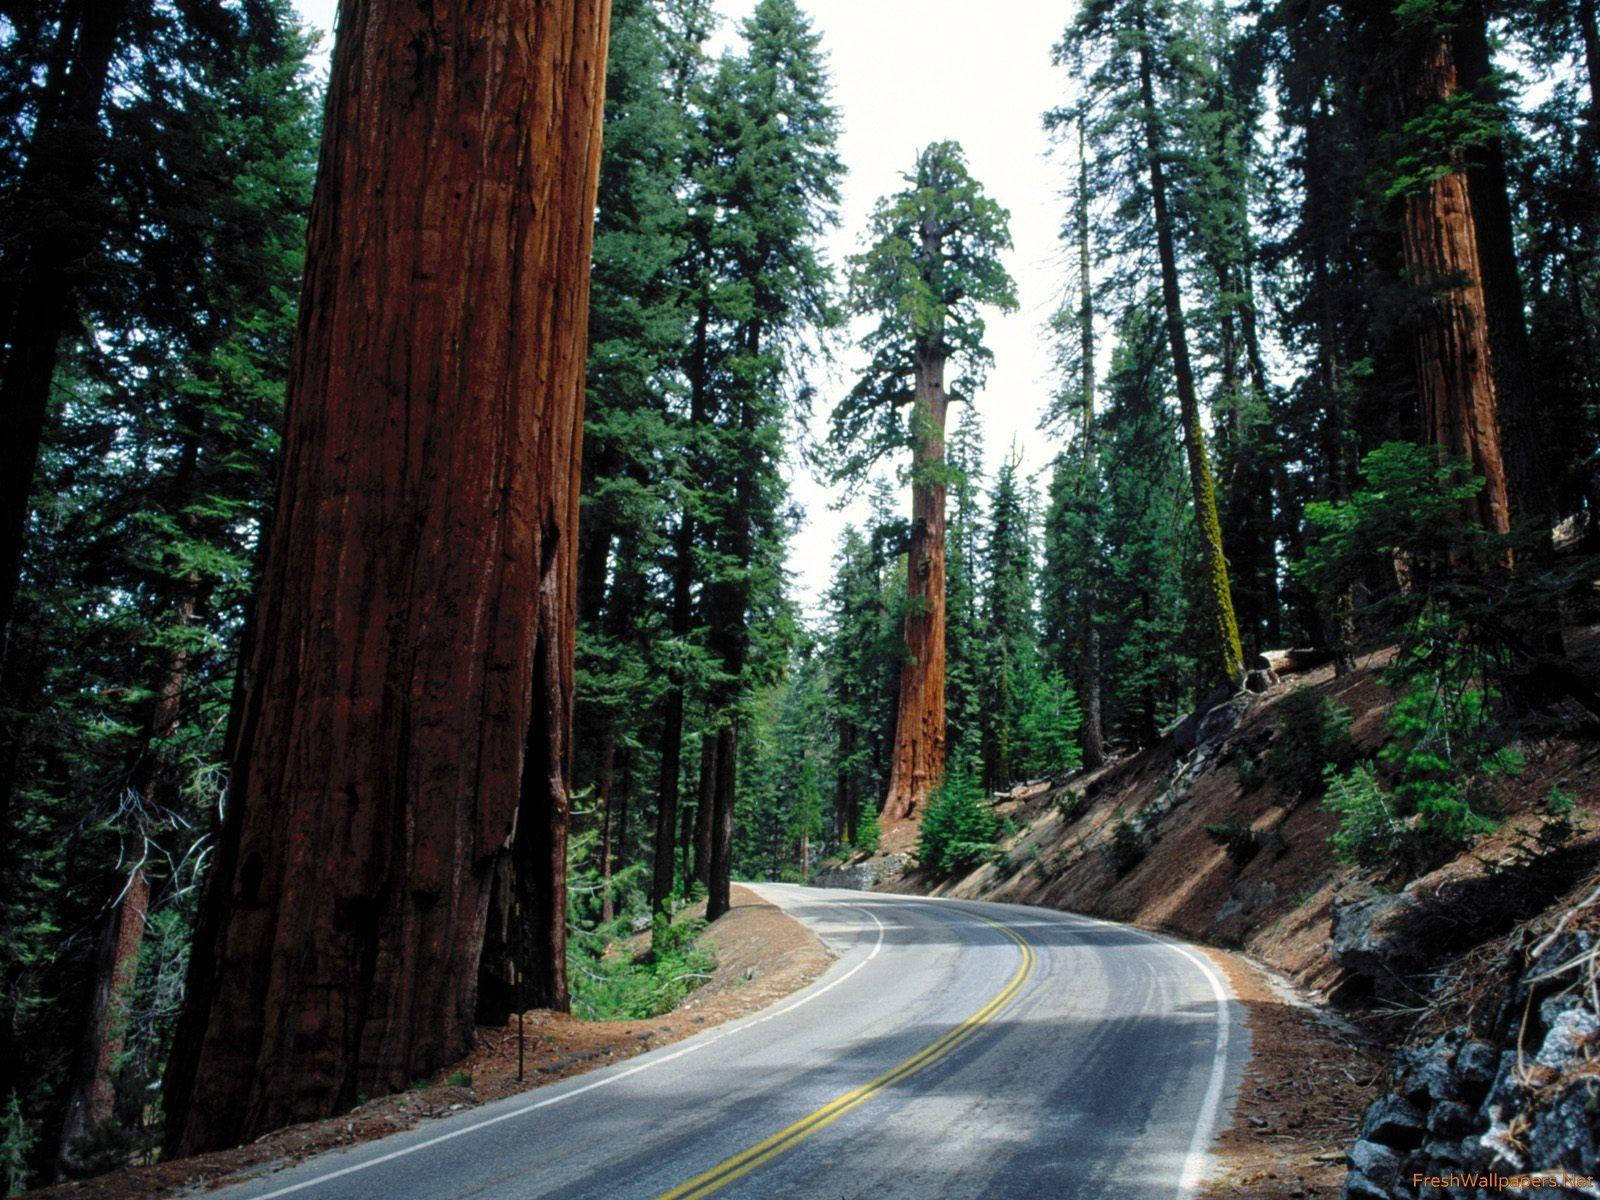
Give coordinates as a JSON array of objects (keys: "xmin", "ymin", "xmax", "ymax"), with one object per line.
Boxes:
[
  {"xmin": 882, "ymin": 339, "xmax": 949, "ymax": 821},
  {"xmin": 707, "ymin": 722, "xmax": 737, "ymax": 921},
  {"xmin": 164, "ymin": 0, "xmax": 608, "ymax": 1154},
  {"xmin": 693, "ymin": 735, "xmax": 715, "ymax": 887}
]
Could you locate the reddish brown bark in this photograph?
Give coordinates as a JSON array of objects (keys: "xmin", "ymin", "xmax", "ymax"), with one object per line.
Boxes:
[
  {"xmin": 1399, "ymin": 29, "xmax": 1512, "ymax": 539},
  {"xmin": 56, "ymin": 864, "xmax": 147, "ymax": 1167},
  {"xmin": 164, "ymin": 0, "xmax": 609, "ymax": 1154},
  {"xmin": 882, "ymin": 344, "xmax": 948, "ymax": 822}
]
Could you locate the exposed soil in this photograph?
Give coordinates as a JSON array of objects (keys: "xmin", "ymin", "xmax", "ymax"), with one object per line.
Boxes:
[
  {"xmin": 31, "ymin": 886, "xmax": 831, "ymax": 1200},
  {"xmin": 863, "ymin": 630, "xmax": 1600, "ymax": 1197},
  {"xmin": 1198, "ymin": 950, "xmax": 1387, "ymax": 1200}
]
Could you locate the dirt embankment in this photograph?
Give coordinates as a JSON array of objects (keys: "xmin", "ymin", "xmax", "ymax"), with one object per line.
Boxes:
[
  {"xmin": 860, "ymin": 641, "xmax": 1600, "ymax": 1199},
  {"xmin": 32, "ymin": 885, "xmax": 831, "ymax": 1200}
]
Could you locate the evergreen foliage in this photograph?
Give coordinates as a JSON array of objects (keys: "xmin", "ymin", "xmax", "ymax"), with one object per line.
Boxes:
[{"xmin": 917, "ymin": 766, "xmax": 1002, "ymax": 877}]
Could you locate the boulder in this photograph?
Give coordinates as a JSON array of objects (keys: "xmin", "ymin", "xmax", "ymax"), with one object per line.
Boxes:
[
  {"xmin": 810, "ymin": 853, "xmax": 907, "ymax": 891},
  {"xmin": 1344, "ymin": 1139, "xmax": 1400, "ymax": 1197},
  {"xmin": 1330, "ymin": 891, "xmax": 1429, "ymax": 1003},
  {"xmin": 1359, "ymin": 1095, "xmax": 1427, "ymax": 1149}
]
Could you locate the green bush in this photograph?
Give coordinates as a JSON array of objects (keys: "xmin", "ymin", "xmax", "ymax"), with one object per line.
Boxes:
[
  {"xmin": 1204, "ymin": 822, "xmax": 1260, "ymax": 869},
  {"xmin": 1104, "ymin": 819, "xmax": 1148, "ymax": 876},
  {"xmin": 445, "ymin": 1070, "xmax": 473, "ymax": 1088},
  {"xmin": 569, "ymin": 917, "xmax": 715, "ymax": 1022},
  {"xmin": 1266, "ymin": 689, "xmax": 1355, "ymax": 801},
  {"xmin": 852, "ymin": 808, "xmax": 881, "ymax": 855},
  {"xmin": 1055, "ymin": 789, "xmax": 1088, "ymax": 823},
  {"xmin": 918, "ymin": 767, "xmax": 1001, "ymax": 876},
  {"xmin": 1323, "ymin": 764, "xmax": 1402, "ymax": 867}
]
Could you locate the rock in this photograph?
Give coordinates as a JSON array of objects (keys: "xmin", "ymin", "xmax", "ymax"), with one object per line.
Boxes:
[
  {"xmin": 810, "ymin": 853, "xmax": 908, "ymax": 891},
  {"xmin": 1216, "ymin": 879, "xmax": 1280, "ymax": 925},
  {"xmin": 1427, "ymin": 1101, "xmax": 1479, "ymax": 1139},
  {"xmin": 1405, "ymin": 1047, "xmax": 1465, "ymax": 1104},
  {"xmin": 1345, "ymin": 1139, "xmax": 1400, "ymax": 1196},
  {"xmin": 1330, "ymin": 892, "xmax": 1428, "ymax": 1003},
  {"xmin": 1244, "ymin": 668, "xmax": 1278, "ymax": 694},
  {"xmin": 1524, "ymin": 1076, "xmax": 1600, "ymax": 1177},
  {"xmin": 1360, "ymin": 1095, "xmax": 1427, "ymax": 1149},
  {"xmin": 1196, "ymin": 697, "xmax": 1252, "ymax": 750},
  {"xmin": 1536, "ymin": 1006, "xmax": 1598, "ymax": 1070},
  {"xmin": 1456, "ymin": 1041, "xmax": 1499, "ymax": 1091}
]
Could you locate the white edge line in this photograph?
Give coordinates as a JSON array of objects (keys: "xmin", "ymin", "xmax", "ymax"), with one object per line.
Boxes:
[
  {"xmin": 245, "ymin": 894, "xmax": 885, "ymax": 1200},
  {"xmin": 1067, "ymin": 909, "xmax": 1234, "ymax": 1200},
  {"xmin": 905, "ymin": 893, "xmax": 1234, "ymax": 1200}
]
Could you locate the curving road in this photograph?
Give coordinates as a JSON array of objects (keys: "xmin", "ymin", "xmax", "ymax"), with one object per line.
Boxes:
[{"xmin": 211, "ymin": 886, "xmax": 1246, "ymax": 1200}]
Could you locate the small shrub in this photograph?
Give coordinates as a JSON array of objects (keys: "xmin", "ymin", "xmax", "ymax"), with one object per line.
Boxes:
[
  {"xmin": 1537, "ymin": 786, "xmax": 1578, "ymax": 850},
  {"xmin": 445, "ymin": 1070, "xmax": 473, "ymax": 1088},
  {"xmin": 918, "ymin": 767, "xmax": 1002, "ymax": 876},
  {"xmin": 1104, "ymin": 819, "xmax": 1147, "ymax": 876},
  {"xmin": 1322, "ymin": 764, "xmax": 1402, "ymax": 867},
  {"xmin": 852, "ymin": 808, "xmax": 881, "ymax": 855},
  {"xmin": 1204, "ymin": 822, "xmax": 1260, "ymax": 869},
  {"xmin": 1235, "ymin": 755, "xmax": 1265, "ymax": 794},
  {"xmin": 2, "ymin": 1093, "xmax": 35, "ymax": 1195},
  {"xmin": 1266, "ymin": 689, "xmax": 1355, "ymax": 801},
  {"xmin": 1055, "ymin": 789, "xmax": 1088, "ymax": 823},
  {"xmin": 571, "ymin": 918, "xmax": 716, "ymax": 1021},
  {"xmin": 1542, "ymin": 786, "xmax": 1575, "ymax": 817},
  {"xmin": 59, "ymin": 1119, "xmax": 138, "ymax": 1179}
]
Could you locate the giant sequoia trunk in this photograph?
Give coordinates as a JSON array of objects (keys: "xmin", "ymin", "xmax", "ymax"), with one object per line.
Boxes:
[
  {"xmin": 1396, "ymin": 23, "xmax": 1512, "ymax": 539},
  {"xmin": 163, "ymin": 0, "xmax": 609, "ymax": 1154},
  {"xmin": 1135, "ymin": 6, "xmax": 1245, "ymax": 691},
  {"xmin": 882, "ymin": 342, "xmax": 949, "ymax": 821}
]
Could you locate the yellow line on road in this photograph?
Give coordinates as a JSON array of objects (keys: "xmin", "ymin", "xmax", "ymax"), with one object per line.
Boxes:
[{"xmin": 654, "ymin": 909, "xmax": 1037, "ymax": 1200}]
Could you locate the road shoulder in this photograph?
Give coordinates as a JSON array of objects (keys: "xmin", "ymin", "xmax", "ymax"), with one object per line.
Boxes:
[
  {"xmin": 30, "ymin": 885, "xmax": 832, "ymax": 1200},
  {"xmin": 1197, "ymin": 947, "xmax": 1385, "ymax": 1200}
]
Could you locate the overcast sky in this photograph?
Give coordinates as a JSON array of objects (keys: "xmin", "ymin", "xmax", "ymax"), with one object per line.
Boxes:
[{"xmin": 288, "ymin": 0, "xmax": 1077, "ymax": 619}]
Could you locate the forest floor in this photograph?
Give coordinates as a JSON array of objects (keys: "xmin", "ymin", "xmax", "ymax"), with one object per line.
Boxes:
[{"xmin": 31, "ymin": 886, "xmax": 832, "ymax": 1200}]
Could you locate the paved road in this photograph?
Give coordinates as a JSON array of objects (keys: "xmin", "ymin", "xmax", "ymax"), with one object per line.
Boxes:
[{"xmin": 212, "ymin": 886, "xmax": 1246, "ymax": 1200}]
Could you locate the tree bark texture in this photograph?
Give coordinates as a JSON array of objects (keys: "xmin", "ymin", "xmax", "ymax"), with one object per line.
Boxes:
[
  {"xmin": 706, "ymin": 722, "xmax": 737, "ymax": 920},
  {"xmin": 1452, "ymin": 4, "xmax": 1547, "ymax": 530},
  {"xmin": 56, "ymin": 865, "xmax": 147, "ymax": 1168},
  {"xmin": 882, "ymin": 344, "xmax": 948, "ymax": 821},
  {"xmin": 693, "ymin": 734, "xmax": 716, "ymax": 886},
  {"xmin": 1397, "ymin": 26, "xmax": 1512, "ymax": 538},
  {"xmin": 1134, "ymin": 7, "xmax": 1245, "ymax": 690},
  {"xmin": 164, "ymin": 0, "xmax": 609, "ymax": 1154}
]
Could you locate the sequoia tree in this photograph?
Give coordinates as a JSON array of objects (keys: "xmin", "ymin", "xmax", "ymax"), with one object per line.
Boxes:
[
  {"xmin": 832, "ymin": 141, "xmax": 1015, "ymax": 820},
  {"xmin": 163, "ymin": 0, "xmax": 610, "ymax": 1154}
]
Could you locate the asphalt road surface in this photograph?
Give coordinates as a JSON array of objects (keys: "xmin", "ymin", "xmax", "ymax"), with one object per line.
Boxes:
[{"xmin": 211, "ymin": 885, "xmax": 1246, "ymax": 1200}]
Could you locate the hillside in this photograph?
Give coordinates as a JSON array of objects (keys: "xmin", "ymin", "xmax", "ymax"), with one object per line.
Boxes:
[{"xmin": 824, "ymin": 640, "xmax": 1600, "ymax": 1198}]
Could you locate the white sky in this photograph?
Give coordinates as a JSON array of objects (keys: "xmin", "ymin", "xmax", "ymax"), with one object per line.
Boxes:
[{"xmin": 289, "ymin": 0, "xmax": 1076, "ymax": 620}]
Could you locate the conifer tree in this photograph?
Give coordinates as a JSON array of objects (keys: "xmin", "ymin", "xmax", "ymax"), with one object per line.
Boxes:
[
  {"xmin": 1056, "ymin": 0, "xmax": 1245, "ymax": 689},
  {"xmin": 832, "ymin": 141, "xmax": 1016, "ymax": 819},
  {"xmin": 165, "ymin": 0, "xmax": 610, "ymax": 1153}
]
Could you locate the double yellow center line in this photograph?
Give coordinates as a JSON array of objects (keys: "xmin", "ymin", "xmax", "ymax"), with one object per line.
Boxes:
[{"xmin": 655, "ymin": 908, "xmax": 1037, "ymax": 1200}]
